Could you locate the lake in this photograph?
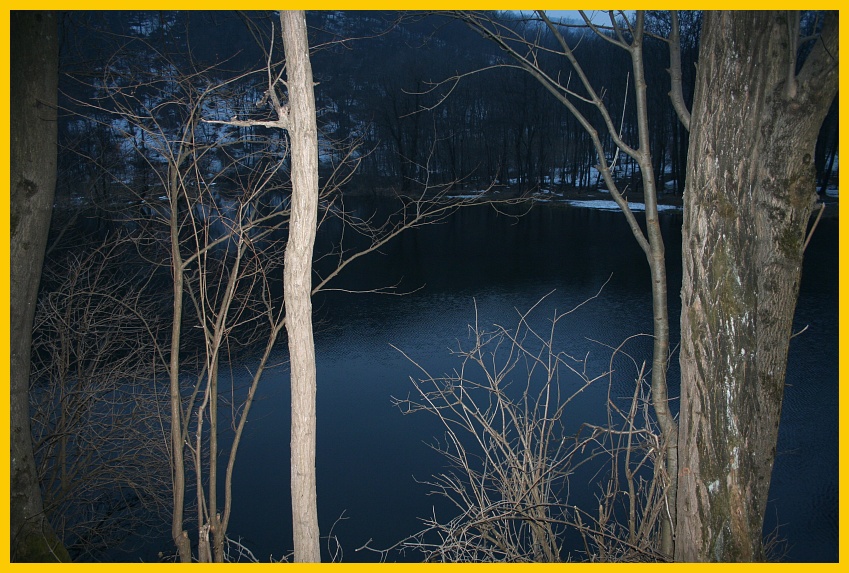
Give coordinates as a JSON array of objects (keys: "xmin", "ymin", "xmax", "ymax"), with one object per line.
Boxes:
[{"xmin": 159, "ymin": 200, "xmax": 838, "ymax": 562}]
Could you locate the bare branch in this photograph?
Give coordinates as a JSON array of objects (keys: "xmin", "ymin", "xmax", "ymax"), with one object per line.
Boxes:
[
  {"xmin": 203, "ymin": 117, "xmax": 288, "ymax": 130},
  {"xmin": 785, "ymin": 10, "xmax": 801, "ymax": 100},
  {"xmin": 667, "ymin": 11, "xmax": 691, "ymax": 131},
  {"xmin": 387, "ymin": 290, "xmax": 669, "ymax": 561}
]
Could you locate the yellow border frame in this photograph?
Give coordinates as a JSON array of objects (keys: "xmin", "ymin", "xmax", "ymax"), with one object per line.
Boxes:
[{"xmin": 1, "ymin": 6, "xmax": 844, "ymax": 570}]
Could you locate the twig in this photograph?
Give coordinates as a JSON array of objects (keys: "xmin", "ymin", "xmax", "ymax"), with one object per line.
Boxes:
[{"xmin": 803, "ymin": 202, "xmax": 826, "ymax": 252}]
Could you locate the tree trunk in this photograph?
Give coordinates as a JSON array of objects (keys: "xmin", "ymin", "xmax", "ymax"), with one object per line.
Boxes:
[
  {"xmin": 624, "ymin": 19, "xmax": 678, "ymax": 556},
  {"xmin": 281, "ymin": 10, "xmax": 322, "ymax": 563},
  {"xmin": 10, "ymin": 10, "xmax": 70, "ymax": 562},
  {"xmin": 168, "ymin": 163, "xmax": 192, "ymax": 563},
  {"xmin": 675, "ymin": 11, "xmax": 838, "ymax": 562}
]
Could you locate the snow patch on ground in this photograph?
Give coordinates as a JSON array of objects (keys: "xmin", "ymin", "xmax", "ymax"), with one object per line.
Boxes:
[
  {"xmin": 446, "ymin": 189, "xmax": 490, "ymax": 200},
  {"xmin": 566, "ymin": 199, "xmax": 680, "ymax": 212}
]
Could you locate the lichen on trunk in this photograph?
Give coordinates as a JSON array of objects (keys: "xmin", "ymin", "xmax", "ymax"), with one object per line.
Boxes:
[{"xmin": 675, "ymin": 11, "xmax": 838, "ymax": 562}]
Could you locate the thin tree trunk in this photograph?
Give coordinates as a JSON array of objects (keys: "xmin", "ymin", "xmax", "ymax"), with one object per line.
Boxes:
[
  {"xmin": 10, "ymin": 11, "xmax": 70, "ymax": 562},
  {"xmin": 281, "ymin": 10, "xmax": 322, "ymax": 563},
  {"xmin": 676, "ymin": 11, "xmax": 838, "ymax": 561},
  {"xmin": 168, "ymin": 163, "xmax": 192, "ymax": 563},
  {"xmin": 627, "ymin": 19, "xmax": 677, "ymax": 557}
]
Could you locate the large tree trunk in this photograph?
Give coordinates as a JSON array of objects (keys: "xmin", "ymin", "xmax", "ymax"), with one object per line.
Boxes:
[
  {"xmin": 281, "ymin": 10, "xmax": 322, "ymax": 563},
  {"xmin": 10, "ymin": 10, "xmax": 70, "ymax": 562},
  {"xmin": 675, "ymin": 11, "xmax": 838, "ymax": 562}
]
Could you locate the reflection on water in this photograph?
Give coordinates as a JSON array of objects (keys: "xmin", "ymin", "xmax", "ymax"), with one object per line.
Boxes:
[{"xmin": 226, "ymin": 202, "xmax": 837, "ymax": 562}]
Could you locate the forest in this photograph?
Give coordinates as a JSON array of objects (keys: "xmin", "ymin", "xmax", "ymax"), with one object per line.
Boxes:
[{"xmin": 9, "ymin": 10, "xmax": 839, "ymax": 563}]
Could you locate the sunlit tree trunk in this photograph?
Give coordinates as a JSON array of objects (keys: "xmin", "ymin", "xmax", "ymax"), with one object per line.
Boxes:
[
  {"xmin": 676, "ymin": 11, "xmax": 838, "ymax": 562},
  {"xmin": 9, "ymin": 11, "xmax": 70, "ymax": 562},
  {"xmin": 281, "ymin": 10, "xmax": 322, "ymax": 563}
]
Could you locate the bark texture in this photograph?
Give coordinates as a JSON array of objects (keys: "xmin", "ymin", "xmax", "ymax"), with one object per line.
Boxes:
[
  {"xmin": 675, "ymin": 11, "xmax": 838, "ymax": 562},
  {"xmin": 281, "ymin": 10, "xmax": 322, "ymax": 563},
  {"xmin": 10, "ymin": 10, "xmax": 70, "ymax": 562}
]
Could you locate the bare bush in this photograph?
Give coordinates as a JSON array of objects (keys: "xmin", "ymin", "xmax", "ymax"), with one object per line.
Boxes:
[
  {"xmin": 29, "ymin": 238, "xmax": 171, "ymax": 560},
  {"xmin": 384, "ymin": 289, "xmax": 672, "ymax": 562}
]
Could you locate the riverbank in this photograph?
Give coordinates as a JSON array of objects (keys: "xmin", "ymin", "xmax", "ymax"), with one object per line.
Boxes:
[{"xmin": 460, "ymin": 184, "xmax": 840, "ymax": 219}]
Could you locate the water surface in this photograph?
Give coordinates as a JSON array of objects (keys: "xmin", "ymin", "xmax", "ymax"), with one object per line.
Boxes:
[{"xmin": 220, "ymin": 202, "xmax": 837, "ymax": 562}]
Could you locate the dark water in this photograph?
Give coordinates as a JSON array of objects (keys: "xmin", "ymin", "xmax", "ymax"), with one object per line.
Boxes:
[{"xmin": 205, "ymin": 202, "xmax": 837, "ymax": 562}]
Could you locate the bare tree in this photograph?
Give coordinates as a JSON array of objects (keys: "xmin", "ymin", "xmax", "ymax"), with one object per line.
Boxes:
[
  {"xmin": 61, "ymin": 21, "xmax": 296, "ymax": 560},
  {"xmin": 451, "ymin": 10, "xmax": 678, "ymax": 556},
  {"xmin": 58, "ymin": 11, "xmax": 507, "ymax": 562},
  {"xmin": 202, "ymin": 11, "xmax": 514, "ymax": 562}
]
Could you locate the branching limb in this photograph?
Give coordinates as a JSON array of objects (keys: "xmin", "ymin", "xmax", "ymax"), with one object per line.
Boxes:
[{"xmin": 667, "ymin": 11, "xmax": 691, "ymax": 131}]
